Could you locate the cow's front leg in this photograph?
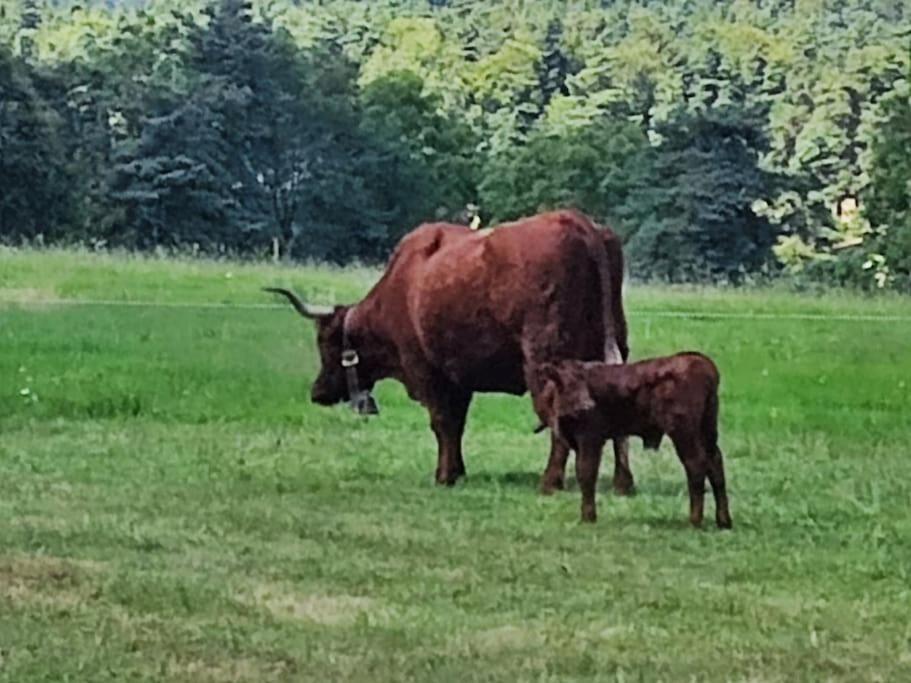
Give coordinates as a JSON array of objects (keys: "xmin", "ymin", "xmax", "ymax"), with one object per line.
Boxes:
[
  {"xmin": 612, "ymin": 437, "xmax": 635, "ymax": 495},
  {"xmin": 428, "ymin": 390, "xmax": 472, "ymax": 486}
]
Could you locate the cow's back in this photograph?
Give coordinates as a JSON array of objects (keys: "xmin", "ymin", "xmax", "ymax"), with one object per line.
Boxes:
[{"xmin": 399, "ymin": 211, "xmax": 617, "ymax": 393}]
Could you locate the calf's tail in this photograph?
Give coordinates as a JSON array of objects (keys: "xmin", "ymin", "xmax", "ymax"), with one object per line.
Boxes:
[{"xmin": 703, "ymin": 384, "xmax": 721, "ymax": 459}]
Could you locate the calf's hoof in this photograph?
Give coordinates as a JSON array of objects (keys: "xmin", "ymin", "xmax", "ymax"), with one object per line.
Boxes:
[
  {"xmin": 580, "ymin": 505, "xmax": 597, "ymax": 523},
  {"xmin": 434, "ymin": 469, "xmax": 464, "ymax": 487},
  {"xmin": 612, "ymin": 475, "xmax": 635, "ymax": 496},
  {"xmin": 716, "ymin": 515, "xmax": 733, "ymax": 530},
  {"xmin": 539, "ymin": 473, "xmax": 565, "ymax": 495}
]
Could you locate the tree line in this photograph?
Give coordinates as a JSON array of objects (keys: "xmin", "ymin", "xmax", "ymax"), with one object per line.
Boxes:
[{"xmin": 1, "ymin": 0, "xmax": 909, "ymax": 289}]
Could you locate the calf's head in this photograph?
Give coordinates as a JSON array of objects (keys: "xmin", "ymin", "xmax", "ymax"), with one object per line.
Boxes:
[
  {"xmin": 531, "ymin": 362, "xmax": 596, "ymax": 437},
  {"xmin": 264, "ymin": 287, "xmax": 377, "ymax": 413}
]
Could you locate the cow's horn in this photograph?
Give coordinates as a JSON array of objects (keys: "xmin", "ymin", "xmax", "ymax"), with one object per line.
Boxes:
[{"xmin": 263, "ymin": 287, "xmax": 334, "ymax": 318}]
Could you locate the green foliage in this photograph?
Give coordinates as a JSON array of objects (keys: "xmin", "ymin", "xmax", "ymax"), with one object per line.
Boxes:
[
  {"xmin": 0, "ymin": 1, "xmax": 23, "ymax": 49},
  {"xmin": 0, "ymin": 0, "xmax": 908, "ymax": 285},
  {"xmin": 0, "ymin": 45, "xmax": 72, "ymax": 242},
  {"xmin": 628, "ymin": 106, "xmax": 781, "ymax": 282},
  {"xmin": 107, "ymin": 100, "xmax": 237, "ymax": 249},
  {"xmin": 358, "ymin": 69, "xmax": 480, "ymax": 229},
  {"xmin": 106, "ymin": 0, "xmax": 437, "ymax": 262},
  {"xmin": 479, "ymin": 116, "xmax": 653, "ymax": 231},
  {"xmin": 864, "ymin": 68, "xmax": 911, "ymax": 290}
]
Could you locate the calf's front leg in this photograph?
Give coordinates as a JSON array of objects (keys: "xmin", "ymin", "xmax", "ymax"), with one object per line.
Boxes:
[
  {"xmin": 541, "ymin": 432, "xmax": 634, "ymax": 498},
  {"xmin": 540, "ymin": 432, "xmax": 570, "ymax": 494},
  {"xmin": 575, "ymin": 434, "xmax": 605, "ymax": 522},
  {"xmin": 611, "ymin": 437, "xmax": 635, "ymax": 495}
]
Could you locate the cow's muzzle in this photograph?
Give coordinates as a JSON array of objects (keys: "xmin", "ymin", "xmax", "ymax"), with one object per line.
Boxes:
[
  {"xmin": 341, "ymin": 350, "xmax": 379, "ymax": 416},
  {"xmin": 350, "ymin": 390, "xmax": 379, "ymax": 416}
]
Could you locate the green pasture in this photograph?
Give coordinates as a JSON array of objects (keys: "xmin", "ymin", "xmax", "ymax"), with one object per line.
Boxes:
[{"xmin": 1, "ymin": 249, "xmax": 910, "ymax": 681}]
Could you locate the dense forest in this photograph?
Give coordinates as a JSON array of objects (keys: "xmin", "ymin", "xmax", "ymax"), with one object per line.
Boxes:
[{"xmin": 1, "ymin": 0, "xmax": 909, "ymax": 288}]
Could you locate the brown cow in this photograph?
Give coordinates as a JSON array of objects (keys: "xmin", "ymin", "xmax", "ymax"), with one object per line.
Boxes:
[
  {"xmin": 265, "ymin": 210, "xmax": 634, "ymax": 493},
  {"xmin": 532, "ymin": 352, "xmax": 732, "ymax": 528}
]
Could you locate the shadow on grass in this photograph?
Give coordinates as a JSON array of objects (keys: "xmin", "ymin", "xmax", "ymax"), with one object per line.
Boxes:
[
  {"xmin": 465, "ymin": 470, "xmax": 541, "ymax": 488},
  {"xmin": 460, "ymin": 471, "xmax": 689, "ymax": 498},
  {"xmin": 622, "ymin": 514, "xmax": 696, "ymax": 531},
  {"xmin": 625, "ymin": 510, "xmax": 747, "ymax": 533},
  {"xmin": 629, "ymin": 477, "xmax": 686, "ymax": 498}
]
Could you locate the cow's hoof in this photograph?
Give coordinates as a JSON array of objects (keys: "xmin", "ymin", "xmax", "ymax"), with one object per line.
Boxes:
[
  {"xmin": 580, "ymin": 508, "xmax": 597, "ymax": 523},
  {"xmin": 716, "ymin": 516, "xmax": 733, "ymax": 530}
]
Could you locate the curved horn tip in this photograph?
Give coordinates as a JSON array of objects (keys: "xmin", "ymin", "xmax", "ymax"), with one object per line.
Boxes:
[
  {"xmin": 263, "ymin": 286, "xmax": 334, "ymax": 318},
  {"xmin": 262, "ymin": 286, "xmax": 295, "ymax": 297}
]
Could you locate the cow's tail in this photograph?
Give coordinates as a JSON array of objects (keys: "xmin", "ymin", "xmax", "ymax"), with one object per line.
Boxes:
[
  {"xmin": 584, "ymin": 222, "xmax": 625, "ymax": 365},
  {"xmin": 603, "ymin": 229, "xmax": 629, "ymax": 363}
]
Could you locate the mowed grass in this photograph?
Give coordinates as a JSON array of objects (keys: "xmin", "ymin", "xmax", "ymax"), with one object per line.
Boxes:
[{"xmin": 1, "ymin": 248, "xmax": 910, "ymax": 682}]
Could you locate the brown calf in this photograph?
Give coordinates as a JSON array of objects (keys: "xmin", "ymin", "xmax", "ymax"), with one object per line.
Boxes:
[{"xmin": 532, "ymin": 352, "xmax": 732, "ymax": 529}]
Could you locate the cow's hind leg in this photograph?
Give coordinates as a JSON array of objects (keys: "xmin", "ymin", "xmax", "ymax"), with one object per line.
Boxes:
[
  {"xmin": 540, "ymin": 433, "xmax": 570, "ymax": 494},
  {"xmin": 611, "ymin": 437, "xmax": 635, "ymax": 495},
  {"xmin": 428, "ymin": 389, "xmax": 472, "ymax": 486}
]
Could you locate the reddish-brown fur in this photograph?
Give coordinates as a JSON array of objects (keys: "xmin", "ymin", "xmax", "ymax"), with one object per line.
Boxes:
[
  {"xmin": 268, "ymin": 210, "xmax": 633, "ymax": 491},
  {"xmin": 533, "ymin": 353, "xmax": 733, "ymax": 528}
]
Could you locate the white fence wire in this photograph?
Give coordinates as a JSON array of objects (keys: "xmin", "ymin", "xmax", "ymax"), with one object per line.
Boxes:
[{"xmin": 2, "ymin": 297, "xmax": 910, "ymax": 322}]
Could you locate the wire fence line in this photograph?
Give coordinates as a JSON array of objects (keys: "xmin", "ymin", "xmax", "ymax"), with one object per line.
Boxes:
[
  {"xmin": 2, "ymin": 297, "xmax": 910, "ymax": 322},
  {"xmin": 1, "ymin": 298, "xmax": 284, "ymax": 310}
]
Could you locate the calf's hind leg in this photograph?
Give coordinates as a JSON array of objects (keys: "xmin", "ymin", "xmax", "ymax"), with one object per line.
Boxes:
[
  {"xmin": 671, "ymin": 433, "xmax": 708, "ymax": 528},
  {"xmin": 707, "ymin": 447, "xmax": 732, "ymax": 529}
]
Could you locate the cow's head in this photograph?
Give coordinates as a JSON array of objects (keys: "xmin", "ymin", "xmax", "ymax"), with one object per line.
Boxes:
[{"xmin": 265, "ymin": 288, "xmax": 377, "ymax": 413}]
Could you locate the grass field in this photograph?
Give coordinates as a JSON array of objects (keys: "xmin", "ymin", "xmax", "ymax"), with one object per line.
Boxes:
[{"xmin": 2, "ymin": 248, "xmax": 910, "ymax": 682}]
